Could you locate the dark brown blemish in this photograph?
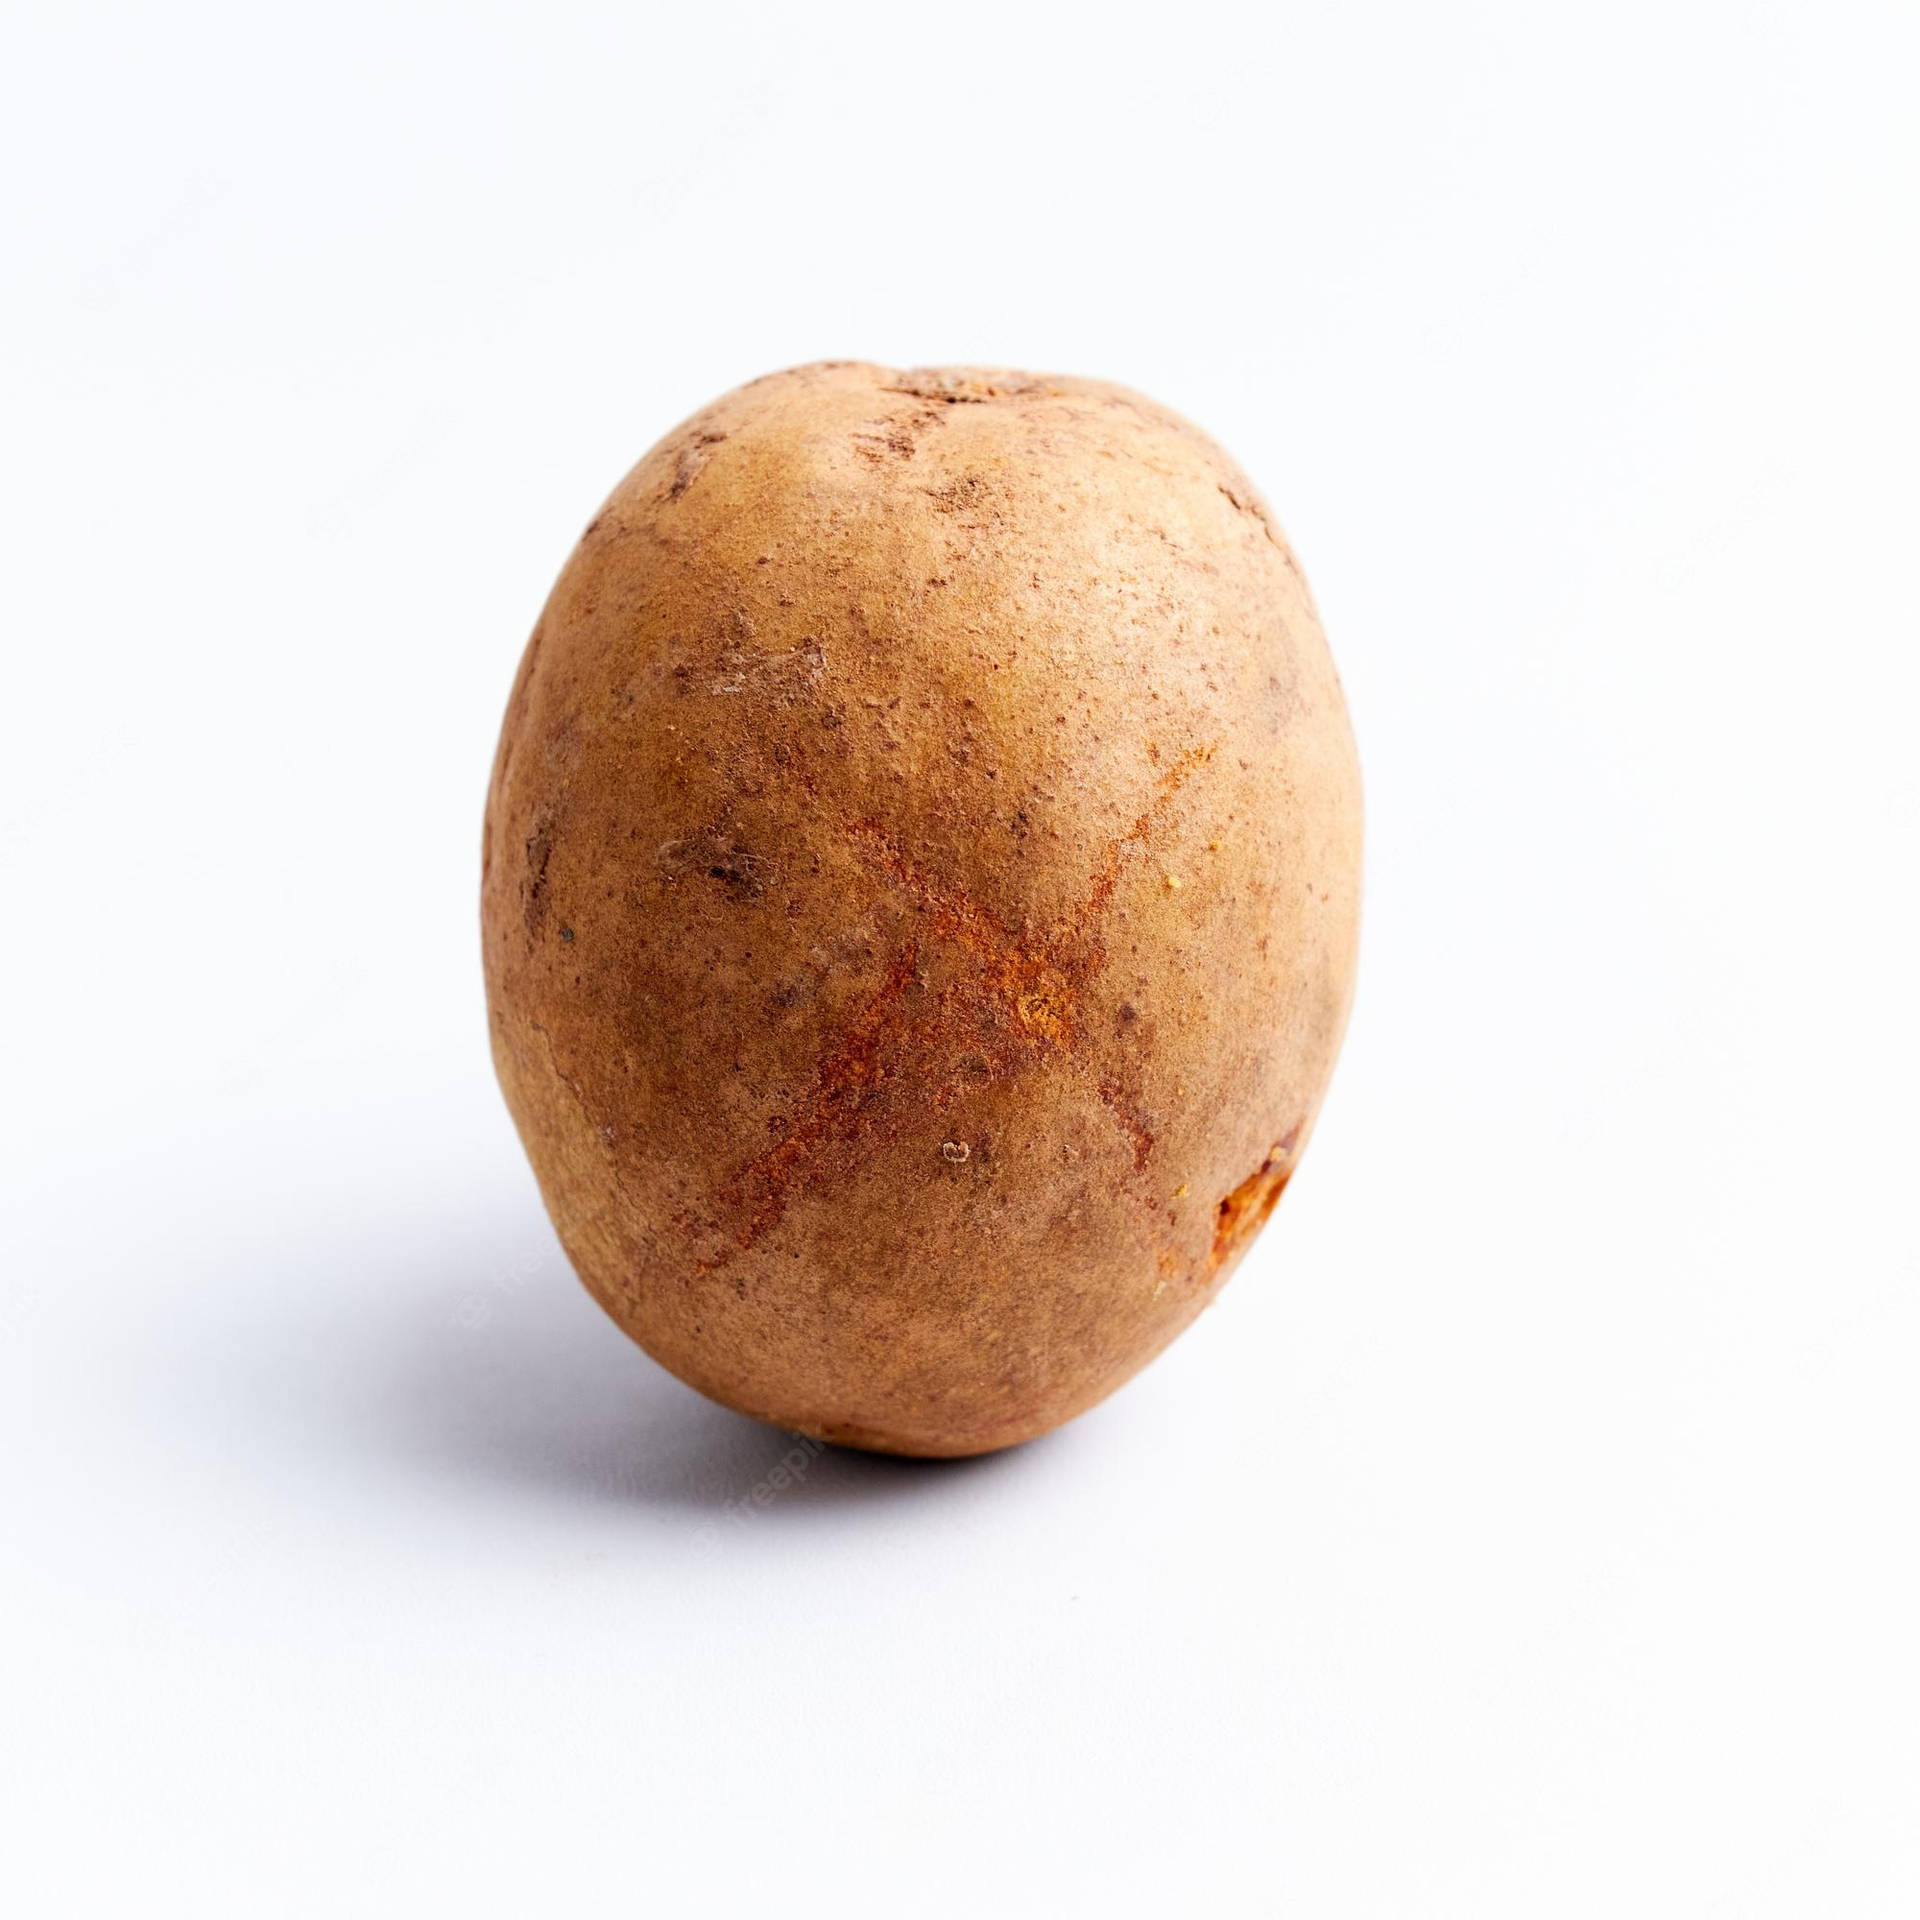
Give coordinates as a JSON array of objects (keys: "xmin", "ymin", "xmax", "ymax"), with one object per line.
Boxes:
[
  {"xmin": 1218, "ymin": 481, "xmax": 1284, "ymax": 552},
  {"xmin": 923, "ymin": 473, "xmax": 996, "ymax": 520},
  {"xmin": 668, "ymin": 430, "xmax": 728, "ymax": 501},
  {"xmin": 881, "ymin": 369, "xmax": 1049, "ymax": 403},
  {"xmin": 851, "ymin": 408, "xmax": 945, "ymax": 464},
  {"xmin": 523, "ymin": 818, "xmax": 556, "ymax": 939},
  {"xmin": 656, "ymin": 827, "xmax": 771, "ymax": 902}
]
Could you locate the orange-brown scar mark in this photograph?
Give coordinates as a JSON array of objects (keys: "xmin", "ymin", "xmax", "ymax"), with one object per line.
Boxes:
[
  {"xmin": 715, "ymin": 969, "xmax": 1045, "ymax": 1259},
  {"xmin": 705, "ymin": 743, "xmax": 1218, "ymax": 1258},
  {"xmin": 1081, "ymin": 743, "xmax": 1215, "ymax": 923},
  {"xmin": 1208, "ymin": 1131, "xmax": 1304, "ymax": 1273},
  {"xmin": 841, "ymin": 819, "xmax": 1027, "ymax": 967},
  {"xmin": 1097, "ymin": 1081, "xmax": 1155, "ymax": 1172},
  {"xmin": 841, "ymin": 818, "xmax": 1083, "ymax": 1047},
  {"xmin": 723, "ymin": 935, "xmax": 923, "ymax": 1252},
  {"xmin": 845, "ymin": 736, "xmax": 1216, "ymax": 1030}
]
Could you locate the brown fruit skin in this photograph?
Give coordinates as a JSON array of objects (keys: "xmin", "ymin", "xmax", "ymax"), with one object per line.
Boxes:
[{"xmin": 482, "ymin": 363, "xmax": 1361, "ymax": 1457}]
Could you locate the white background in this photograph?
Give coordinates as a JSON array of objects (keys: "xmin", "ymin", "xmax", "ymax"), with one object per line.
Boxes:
[{"xmin": 4, "ymin": 2, "xmax": 1916, "ymax": 1913}]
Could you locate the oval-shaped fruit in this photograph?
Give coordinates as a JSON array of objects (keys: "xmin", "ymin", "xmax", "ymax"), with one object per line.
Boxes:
[{"xmin": 482, "ymin": 363, "xmax": 1361, "ymax": 1456}]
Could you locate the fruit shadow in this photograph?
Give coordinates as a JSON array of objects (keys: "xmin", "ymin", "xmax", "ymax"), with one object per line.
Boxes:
[{"xmin": 178, "ymin": 1185, "xmax": 1046, "ymax": 1521}]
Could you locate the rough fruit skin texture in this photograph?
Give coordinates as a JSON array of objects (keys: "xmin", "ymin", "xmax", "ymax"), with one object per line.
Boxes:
[{"xmin": 482, "ymin": 363, "xmax": 1361, "ymax": 1457}]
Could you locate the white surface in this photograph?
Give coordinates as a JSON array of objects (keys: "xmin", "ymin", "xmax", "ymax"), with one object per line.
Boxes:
[{"xmin": 4, "ymin": 2, "xmax": 1917, "ymax": 1913}]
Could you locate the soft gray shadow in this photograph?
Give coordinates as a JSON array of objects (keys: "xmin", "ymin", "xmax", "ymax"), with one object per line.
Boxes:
[{"xmin": 159, "ymin": 1185, "xmax": 1056, "ymax": 1518}]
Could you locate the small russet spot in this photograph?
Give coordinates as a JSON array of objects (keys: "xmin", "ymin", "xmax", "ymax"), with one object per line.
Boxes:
[
  {"xmin": 1153, "ymin": 1247, "xmax": 1179, "ymax": 1297},
  {"xmin": 1015, "ymin": 982, "xmax": 1072, "ymax": 1043},
  {"xmin": 1210, "ymin": 1143, "xmax": 1297, "ymax": 1272}
]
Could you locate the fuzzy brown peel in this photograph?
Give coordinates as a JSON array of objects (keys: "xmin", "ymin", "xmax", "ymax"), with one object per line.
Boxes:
[{"xmin": 482, "ymin": 362, "xmax": 1361, "ymax": 1456}]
